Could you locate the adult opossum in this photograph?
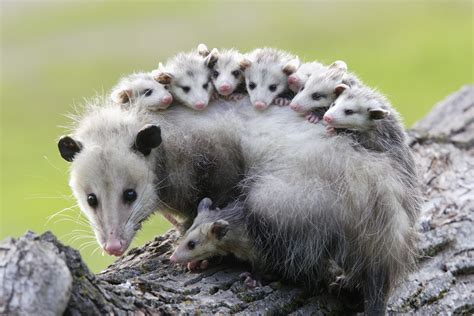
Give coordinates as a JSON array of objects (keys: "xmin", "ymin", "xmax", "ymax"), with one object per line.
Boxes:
[{"xmin": 58, "ymin": 95, "xmax": 420, "ymax": 314}]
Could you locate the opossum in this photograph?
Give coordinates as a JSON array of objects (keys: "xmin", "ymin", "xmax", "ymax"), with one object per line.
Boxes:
[
  {"xmin": 110, "ymin": 72, "xmax": 173, "ymax": 110},
  {"xmin": 170, "ymin": 198, "xmax": 256, "ymax": 265},
  {"xmin": 153, "ymin": 44, "xmax": 213, "ymax": 111},
  {"xmin": 287, "ymin": 61, "xmax": 326, "ymax": 93},
  {"xmin": 60, "ymin": 95, "xmax": 420, "ymax": 314},
  {"xmin": 57, "ymin": 99, "xmax": 245, "ymax": 256},
  {"xmin": 204, "ymin": 48, "xmax": 250, "ymax": 100},
  {"xmin": 244, "ymin": 47, "xmax": 299, "ymax": 110},
  {"xmin": 289, "ymin": 61, "xmax": 361, "ymax": 123}
]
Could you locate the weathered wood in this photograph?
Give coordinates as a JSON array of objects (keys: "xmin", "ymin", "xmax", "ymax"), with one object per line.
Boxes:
[{"xmin": 1, "ymin": 85, "xmax": 473, "ymax": 315}]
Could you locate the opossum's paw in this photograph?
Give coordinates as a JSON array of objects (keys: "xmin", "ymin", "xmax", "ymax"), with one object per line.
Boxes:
[
  {"xmin": 326, "ymin": 126, "xmax": 337, "ymax": 136},
  {"xmin": 211, "ymin": 92, "xmax": 220, "ymax": 101},
  {"xmin": 239, "ymin": 272, "xmax": 261, "ymax": 289},
  {"xmin": 228, "ymin": 93, "xmax": 245, "ymax": 101},
  {"xmin": 306, "ymin": 112, "xmax": 320, "ymax": 124},
  {"xmin": 187, "ymin": 260, "xmax": 209, "ymax": 271},
  {"xmin": 328, "ymin": 275, "xmax": 348, "ymax": 293},
  {"xmin": 273, "ymin": 97, "xmax": 291, "ymax": 107}
]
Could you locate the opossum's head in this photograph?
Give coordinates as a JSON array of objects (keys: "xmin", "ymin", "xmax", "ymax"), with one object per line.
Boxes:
[
  {"xmin": 58, "ymin": 110, "xmax": 162, "ymax": 256},
  {"xmin": 170, "ymin": 198, "xmax": 230, "ymax": 263},
  {"xmin": 111, "ymin": 73, "xmax": 173, "ymax": 110},
  {"xmin": 154, "ymin": 52, "xmax": 213, "ymax": 111},
  {"xmin": 205, "ymin": 48, "xmax": 249, "ymax": 96},
  {"xmin": 290, "ymin": 61, "xmax": 348, "ymax": 115},
  {"xmin": 244, "ymin": 49, "xmax": 299, "ymax": 110},
  {"xmin": 287, "ymin": 62, "xmax": 325, "ymax": 93},
  {"xmin": 324, "ymin": 87, "xmax": 390, "ymax": 131}
]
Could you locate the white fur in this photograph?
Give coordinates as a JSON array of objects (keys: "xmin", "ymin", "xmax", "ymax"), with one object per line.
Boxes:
[
  {"xmin": 208, "ymin": 48, "xmax": 247, "ymax": 96},
  {"xmin": 288, "ymin": 61, "xmax": 326, "ymax": 93}
]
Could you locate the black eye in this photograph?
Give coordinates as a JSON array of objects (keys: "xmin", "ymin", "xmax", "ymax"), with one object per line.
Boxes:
[
  {"xmin": 187, "ymin": 240, "xmax": 195, "ymax": 250},
  {"xmin": 123, "ymin": 189, "xmax": 137, "ymax": 203},
  {"xmin": 248, "ymin": 82, "xmax": 256, "ymax": 90},
  {"xmin": 312, "ymin": 93, "xmax": 324, "ymax": 100},
  {"xmin": 143, "ymin": 89, "xmax": 153, "ymax": 97},
  {"xmin": 87, "ymin": 193, "xmax": 98, "ymax": 208},
  {"xmin": 344, "ymin": 109, "xmax": 355, "ymax": 115},
  {"xmin": 300, "ymin": 86, "xmax": 305, "ymax": 92},
  {"xmin": 203, "ymin": 82, "xmax": 209, "ymax": 90},
  {"xmin": 330, "ymin": 102, "xmax": 335, "ymax": 108},
  {"xmin": 213, "ymin": 71, "xmax": 219, "ymax": 78},
  {"xmin": 182, "ymin": 86, "xmax": 190, "ymax": 93},
  {"xmin": 231, "ymin": 70, "xmax": 240, "ymax": 78},
  {"xmin": 269, "ymin": 84, "xmax": 277, "ymax": 92}
]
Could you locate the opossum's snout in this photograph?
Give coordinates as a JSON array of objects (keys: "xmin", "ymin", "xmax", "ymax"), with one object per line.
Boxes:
[
  {"xmin": 288, "ymin": 75, "xmax": 301, "ymax": 92},
  {"xmin": 323, "ymin": 114, "xmax": 333, "ymax": 123},
  {"xmin": 104, "ymin": 234, "xmax": 126, "ymax": 256},
  {"xmin": 289, "ymin": 102, "xmax": 305, "ymax": 113},
  {"xmin": 219, "ymin": 82, "xmax": 232, "ymax": 95},
  {"xmin": 160, "ymin": 94, "xmax": 173, "ymax": 106},
  {"xmin": 194, "ymin": 101, "xmax": 207, "ymax": 110},
  {"xmin": 254, "ymin": 101, "xmax": 268, "ymax": 110}
]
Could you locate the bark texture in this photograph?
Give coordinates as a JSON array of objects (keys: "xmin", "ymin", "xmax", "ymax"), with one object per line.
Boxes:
[{"xmin": 1, "ymin": 85, "xmax": 473, "ymax": 315}]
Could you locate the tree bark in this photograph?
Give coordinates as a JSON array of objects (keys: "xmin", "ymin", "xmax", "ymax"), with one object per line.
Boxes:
[{"xmin": 1, "ymin": 85, "xmax": 473, "ymax": 315}]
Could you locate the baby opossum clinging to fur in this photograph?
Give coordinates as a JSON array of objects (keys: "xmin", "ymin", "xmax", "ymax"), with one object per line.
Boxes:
[
  {"xmin": 244, "ymin": 47, "xmax": 300, "ymax": 110},
  {"xmin": 110, "ymin": 72, "xmax": 173, "ymax": 110},
  {"xmin": 153, "ymin": 44, "xmax": 214, "ymax": 111},
  {"xmin": 290, "ymin": 60, "xmax": 361, "ymax": 123},
  {"xmin": 287, "ymin": 61, "xmax": 326, "ymax": 93}
]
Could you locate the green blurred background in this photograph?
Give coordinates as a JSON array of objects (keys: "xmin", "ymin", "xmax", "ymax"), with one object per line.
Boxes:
[{"xmin": 1, "ymin": 1, "xmax": 472, "ymax": 272}]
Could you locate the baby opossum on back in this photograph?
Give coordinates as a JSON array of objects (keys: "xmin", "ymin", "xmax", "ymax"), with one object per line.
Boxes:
[
  {"xmin": 244, "ymin": 47, "xmax": 299, "ymax": 110},
  {"xmin": 110, "ymin": 72, "xmax": 173, "ymax": 111},
  {"xmin": 287, "ymin": 61, "xmax": 326, "ymax": 93},
  {"xmin": 154, "ymin": 44, "xmax": 213, "ymax": 111},
  {"xmin": 204, "ymin": 48, "xmax": 250, "ymax": 100}
]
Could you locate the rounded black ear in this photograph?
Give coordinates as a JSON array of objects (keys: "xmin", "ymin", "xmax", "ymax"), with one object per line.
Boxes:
[
  {"xmin": 211, "ymin": 220, "xmax": 229, "ymax": 240},
  {"xmin": 134, "ymin": 124, "xmax": 162, "ymax": 156},
  {"xmin": 198, "ymin": 197, "xmax": 213, "ymax": 213},
  {"xmin": 58, "ymin": 136, "xmax": 82, "ymax": 162}
]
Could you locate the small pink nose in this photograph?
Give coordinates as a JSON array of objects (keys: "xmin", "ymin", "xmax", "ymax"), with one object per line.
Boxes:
[
  {"xmin": 104, "ymin": 238, "xmax": 124, "ymax": 256},
  {"xmin": 288, "ymin": 75, "xmax": 298, "ymax": 85},
  {"xmin": 254, "ymin": 101, "xmax": 267, "ymax": 110},
  {"xmin": 324, "ymin": 115, "xmax": 333, "ymax": 123},
  {"xmin": 219, "ymin": 83, "xmax": 231, "ymax": 92},
  {"xmin": 195, "ymin": 101, "xmax": 206, "ymax": 110},
  {"xmin": 161, "ymin": 95, "xmax": 172, "ymax": 105},
  {"xmin": 290, "ymin": 103, "xmax": 301, "ymax": 112}
]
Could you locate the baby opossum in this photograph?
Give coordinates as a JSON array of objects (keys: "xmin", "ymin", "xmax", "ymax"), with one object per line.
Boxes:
[
  {"xmin": 244, "ymin": 47, "xmax": 299, "ymax": 110},
  {"xmin": 290, "ymin": 61, "xmax": 360, "ymax": 123},
  {"xmin": 170, "ymin": 198, "xmax": 256, "ymax": 265},
  {"xmin": 287, "ymin": 61, "xmax": 326, "ymax": 93},
  {"xmin": 110, "ymin": 72, "xmax": 173, "ymax": 110},
  {"xmin": 153, "ymin": 44, "xmax": 213, "ymax": 111},
  {"xmin": 204, "ymin": 48, "xmax": 250, "ymax": 100}
]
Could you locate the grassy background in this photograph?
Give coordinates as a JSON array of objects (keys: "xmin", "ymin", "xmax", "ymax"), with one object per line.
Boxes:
[{"xmin": 1, "ymin": 1, "xmax": 472, "ymax": 273}]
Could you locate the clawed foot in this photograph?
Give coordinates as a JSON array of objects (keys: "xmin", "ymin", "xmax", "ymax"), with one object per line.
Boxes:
[
  {"xmin": 326, "ymin": 126, "xmax": 336, "ymax": 135},
  {"xmin": 187, "ymin": 260, "xmax": 209, "ymax": 271},
  {"xmin": 273, "ymin": 97, "xmax": 291, "ymax": 106},
  {"xmin": 306, "ymin": 112, "xmax": 320, "ymax": 124},
  {"xmin": 239, "ymin": 272, "xmax": 261, "ymax": 289},
  {"xmin": 211, "ymin": 92, "xmax": 220, "ymax": 101},
  {"xmin": 226, "ymin": 93, "xmax": 245, "ymax": 101}
]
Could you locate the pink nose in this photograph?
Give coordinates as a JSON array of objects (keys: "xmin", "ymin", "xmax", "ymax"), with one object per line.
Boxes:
[
  {"xmin": 324, "ymin": 115, "xmax": 332, "ymax": 123},
  {"xmin": 161, "ymin": 95, "xmax": 172, "ymax": 105},
  {"xmin": 104, "ymin": 238, "xmax": 124, "ymax": 256},
  {"xmin": 219, "ymin": 83, "xmax": 231, "ymax": 92},
  {"xmin": 288, "ymin": 75, "xmax": 298, "ymax": 85},
  {"xmin": 194, "ymin": 101, "xmax": 206, "ymax": 110},
  {"xmin": 254, "ymin": 101, "xmax": 267, "ymax": 110},
  {"xmin": 290, "ymin": 103, "xmax": 302, "ymax": 112}
]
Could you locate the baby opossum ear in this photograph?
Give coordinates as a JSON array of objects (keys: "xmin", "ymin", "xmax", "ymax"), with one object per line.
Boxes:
[
  {"xmin": 334, "ymin": 84, "xmax": 350, "ymax": 96},
  {"xmin": 282, "ymin": 58, "xmax": 300, "ymax": 76},
  {"xmin": 239, "ymin": 58, "xmax": 251, "ymax": 70},
  {"xmin": 112, "ymin": 89, "xmax": 133, "ymax": 104},
  {"xmin": 368, "ymin": 108, "xmax": 390, "ymax": 120},
  {"xmin": 58, "ymin": 136, "xmax": 82, "ymax": 162},
  {"xmin": 155, "ymin": 72, "xmax": 173, "ymax": 85},
  {"xmin": 205, "ymin": 49, "xmax": 219, "ymax": 69},
  {"xmin": 198, "ymin": 197, "xmax": 213, "ymax": 213},
  {"xmin": 210, "ymin": 220, "xmax": 229, "ymax": 240},
  {"xmin": 329, "ymin": 60, "xmax": 348, "ymax": 72},
  {"xmin": 134, "ymin": 124, "xmax": 162, "ymax": 156},
  {"xmin": 197, "ymin": 43, "xmax": 210, "ymax": 57}
]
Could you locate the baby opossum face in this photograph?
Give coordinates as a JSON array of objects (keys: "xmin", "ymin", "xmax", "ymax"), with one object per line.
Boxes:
[
  {"xmin": 324, "ymin": 92, "xmax": 390, "ymax": 131},
  {"xmin": 287, "ymin": 62, "xmax": 325, "ymax": 93},
  {"xmin": 155, "ymin": 59, "xmax": 213, "ymax": 111},
  {"xmin": 58, "ymin": 124, "xmax": 162, "ymax": 257},
  {"xmin": 245, "ymin": 64, "xmax": 293, "ymax": 110},
  {"xmin": 111, "ymin": 74, "xmax": 173, "ymax": 110},
  {"xmin": 290, "ymin": 61, "xmax": 348, "ymax": 115},
  {"xmin": 170, "ymin": 198, "xmax": 229, "ymax": 264},
  {"xmin": 206, "ymin": 49, "xmax": 248, "ymax": 96}
]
